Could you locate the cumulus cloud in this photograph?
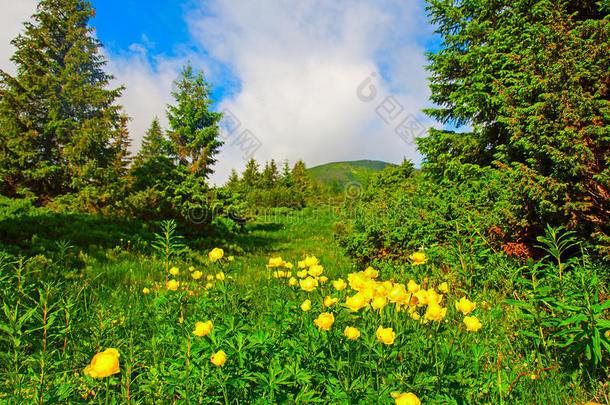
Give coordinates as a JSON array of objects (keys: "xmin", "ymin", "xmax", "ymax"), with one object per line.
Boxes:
[
  {"xmin": 105, "ymin": 45, "xmax": 182, "ymax": 154},
  {"xmin": 187, "ymin": 0, "xmax": 437, "ymax": 184},
  {"xmin": 0, "ymin": 0, "xmax": 439, "ymax": 185}
]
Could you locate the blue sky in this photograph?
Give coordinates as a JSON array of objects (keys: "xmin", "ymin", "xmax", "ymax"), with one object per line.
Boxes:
[{"xmin": 1, "ymin": 0, "xmax": 444, "ymax": 184}]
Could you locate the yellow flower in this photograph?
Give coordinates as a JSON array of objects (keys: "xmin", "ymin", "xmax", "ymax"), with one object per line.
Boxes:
[
  {"xmin": 209, "ymin": 248, "xmax": 224, "ymax": 262},
  {"xmin": 313, "ymin": 312, "xmax": 335, "ymax": 330},
  {"xmin": 411, "ymin": 311, "xmax": 421, "ymax": 321},
  {"xmin": 308, "ymin": 265, "xmax": 324, "ymax": 277},
  {"xmin": 438, "ymin": 282, "xmax": 449, "ymax": 293},
  {"xmin": 267, "ymin": 256, "xmax": 285, "ymax": 267},
  {"xmin": 424, "ymin": 303, "xmax": 447, "ymax": 321},
  {"xmin": 300, "ymin": 299, "xmax": 312, "ymax": 311},
  {"xmin": 392, "ymin": 392, "xmax": 421, "ymax": 405},
  {"xmin": 191, "ymin": 271, "xmax": 203, "ymax": 280},
  {"xmin": 364, "ymin": 266, "xmax": 379, "ymax": 278},
  {"xmin": 169, "ymin": 267, "xmax": 179, "ymax": 276},
  {"xmin": 407, "ymin": 279, "xmax": 420, "ymax": 294},
  {"xmin": 345, "ymin": 293, "xmax": 368, "ymax": 311},
  {"xmin": 409, "ymin": 252, "xmax": 427, "ymax": 266},
  {"xmin": 297, "ymin": 260, "xmax": 307, "ymax": 268},
  {"xmin": 206, "ymin": 275, "xmax": 214, "ymax": 281},
  {"xmin": 427, "ymin": 289, "xmax": 443, "ymax": 305},
  {"xmin": 216, "ymin": 272, "xmax": 225, "ymax": 281},
  {"xmin": 333, "ymin": 279, "xmax": 347, "ymax": 291},
  {"xmin": 178, "ymin": 317, "xmax": 184, "ymax": 324},
  {"xmin": 303, "ymin": 255, "xmax": 319, "ymax": 267},
  {"xmin": 273, "ymin": 270, "xmax": 286, "ymax": 278},
  {"xmin": 188, "ymin": 266, "xmax": 195, "ymax": 272},
  {"xmin": 376, "ymin": 326, "xmax": 396, "ymax": 345},
  {"xmin": 285, "ymin": 262, "xmax": 293, "ymax": 269},
  {"xmin": 228, "ymin": 256, "xmax": 235, "ymax": 261},
  {"xmin": 344, "ymin": 326, "xmax": 360, "ymax": 340},
  {"xmin": 84, "ymin": 348, "xmax": 120, "ymax": 378},
  {"xmin": 211, "ymin": 350, "xmax": 226, "ymax": 366},
  {"xmin": 297, "ymin": 269, "xmax": 308, "ymax": 278},
  {"xmin": 324, "ymin": 296, "xmax": 338, "ymax": 307},
  {"xmin": 193, "ymin": 321, "xmax": 213, "ymax": 337},
  {"xmin": 318, "ymin": 275, "xmax": 328, "ymax": 283},
  {"xmin": 299, "ymin": 277, "xmax": 318, "ymax": 292},
  {"xmin": 463, "ymin": 316, "xmax": 482, "ymax": 332},
  {"xmin": 348, "ymin": 272, "xmax": 368, "ymax": 291},
  {"xmin": 371, "ymin": 296, "xmax": 388, "ymax": 310},
  {"xmin": 288, "ymin": 277, "xmax": 297, "ymax": 286},
  {"xmin": 388, "ymin": 284, "xmax": 408, "ymax": 304},
  {"xmin": 166, "ymin": 279, "xmax": 179, "ymax": 291},
  {"xmin": 456, "ymin": 297, "xmax": 476, "ymax": 315},
  {"xmin": 142, "ymin": 287, "xmax": 150, "ymax": 294},
  {"xmin": 205, "ymin": 282, "xmax": 214, "ymax": 290}
]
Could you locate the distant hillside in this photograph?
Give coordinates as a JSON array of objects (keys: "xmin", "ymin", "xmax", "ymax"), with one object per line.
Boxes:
[{"xmin": 307, "ymin": 160, "xmax": 396, "ymax": 188}]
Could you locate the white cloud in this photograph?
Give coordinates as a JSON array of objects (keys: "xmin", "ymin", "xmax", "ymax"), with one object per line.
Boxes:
[
  {"xmin": 0, "ymin": 0, "xmax": 438, "ymax": 185},
  {"xmin": 187, "ymin": 0, "xmax": 436, "ymax": 184},
  {"xmin": 0, "ymin": 0, "xmax": 38, "ymax": 75},
  {"xmin": 105, "ymin": 46, "xmax": 182, "ymax": 154}
]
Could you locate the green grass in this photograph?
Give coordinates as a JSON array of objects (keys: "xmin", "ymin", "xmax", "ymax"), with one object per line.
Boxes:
[{"xmin": 0, "ymin": 205, "xmax": 608, "ymax": 404}]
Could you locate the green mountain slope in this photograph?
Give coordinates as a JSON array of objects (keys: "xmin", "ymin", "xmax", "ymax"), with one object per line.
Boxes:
[{"xmin": 307, "ymin": 160, "xmax": 396, "ymax": 188}]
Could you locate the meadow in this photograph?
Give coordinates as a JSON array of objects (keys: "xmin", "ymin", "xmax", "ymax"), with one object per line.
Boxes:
[{"xmin": 0, "ymin": 200, "xmax": 608, "ymax": 404}]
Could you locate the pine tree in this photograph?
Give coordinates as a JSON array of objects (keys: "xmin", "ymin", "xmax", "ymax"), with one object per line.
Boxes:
[
  {"xmin": 262, "ymin": 159, "xmax": 279, "ymax": 188},
  {"xmin": 292, "ymin": 160, "xmax": 310, "ymax": 193},
  {"xmin": 131, "ymin": 118, "xmax": 174, "ymax": 191},
  {"xmin": 134, "ymin": 118, "xmax": 167, "ymax": 165},
  {"xmin": 226, "ymin": 169, "xmax": 240, "ymax": 190},
  {"xmin": 242, "ymin": 158, "xmax": 260, "ymax": 188},
  {"xmin": 166, "ymin": 63, "xmax": 222, "ymax": 179},
  {"xmin": 422, "ymin": 0, "xmax": 610, "ymax": 248},
  {"xmin": 164, "ymin": 63, "xmax": 223, "ymax": 221},
  {"xmin": 0, "ymin": 0, "xmax": 130, "ymax": 201},
  {"xmin": 280, "ymin": 160, "xmax": 293, "ymax": 187}
]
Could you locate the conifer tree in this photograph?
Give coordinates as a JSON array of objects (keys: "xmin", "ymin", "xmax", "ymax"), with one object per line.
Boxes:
[
  {"xmin": 280, "ymin": 160, "xmax": 293, "ymax": 187},
  {"xmin": 0, "ymin": 0, "xmax": 130, "ymax": 201},
  {"xmin": 131, "ymin": 118, "xmax": 174, "ymax": 190},
  {"xmin": 242, "ymin": 158, "xmax": 260, "ymax": 188},
  {"xmin": 165, "ymin": 63, "xmax": 223, "ymax": 220},
  {"xmin": 226, "ymin": 169, "xmax": 240, "ymax": 190},
  {"xmin": 262, "ymin": 159, "xmax": 279, "ymax": 188},
  {"xmin": 422, "ymin": 0, "xmax": 610, "ymax": 247},
  {"xmin": 166, "ymin": 63, "xmax": 222, "ymax": 179}
]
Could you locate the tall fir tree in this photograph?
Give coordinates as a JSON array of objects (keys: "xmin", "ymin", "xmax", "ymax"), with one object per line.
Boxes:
[
  {"xmin": 422, "ymin": 0, "xmax": 610, "ymax": 248},
  {"xmin": 241, "ymin": 158, "xmax": 260, "ymax": 188},
  {"xmin": 0, "ymin": 0, "xmax": 130, "ymax": 202},
  {"xmin": 131, "ymin": 117, "xmax": 174, "ymax": 191},
  {"xmin": 262, "ymin": 159, "xmax": 279, "ymax": 188},
  {"xmin": 166, "ymin": 63, "xmax": 222, "ymax": 179},
  {"xmin": 226, "ymin": 169, "xmax": 241, "ymax": 190},
  {"xmin": 165, "ymin": 63, "xmax": 223, "ymax": 220},
  {"xmin": 280, "ymin": 160, "xmax": 293, "ymax": 187}
]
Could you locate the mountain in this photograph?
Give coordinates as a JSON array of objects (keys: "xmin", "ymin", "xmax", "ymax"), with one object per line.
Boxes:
[{"xmin": 307, "ymin": 160, "xmax": 396, "ymax": 188}]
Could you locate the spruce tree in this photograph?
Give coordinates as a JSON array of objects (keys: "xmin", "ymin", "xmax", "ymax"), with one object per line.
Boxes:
[
  {"xmin": 131, "ymin": 118, "xmax": 174, "ymax": 191},
  {"xmin": 422, "ymin": 0, "xmax": 610, "ymax": 248},
  {"xmin": 242, "ymin": 158, "xmax": 260, "ymax": 189},
  {"xmin": 165, "ymin": 63, "xmax": 222, "ymax": 220},
  {"xmin": 280, "ymin": 160, "xmax": 294, "ymax": 187},
  {"xmin": 262, "ymin": 159, "xmax": 279, "ymax": 188},
  {"xmin": 166, "ymin": 63, "xmax": 222, "ymax": 179},
  {"xmin": 0, "ymin": 0, "xmax": 130, "ymax": 201},
  {"xmin": 226, "ymin": 169, "xmax": 240, "ymax": 190}
]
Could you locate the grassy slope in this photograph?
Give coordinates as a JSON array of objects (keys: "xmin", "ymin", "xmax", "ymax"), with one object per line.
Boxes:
[{"xmin": 306, "ymin": 160, "xmax": 395, "ymax": 187}]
